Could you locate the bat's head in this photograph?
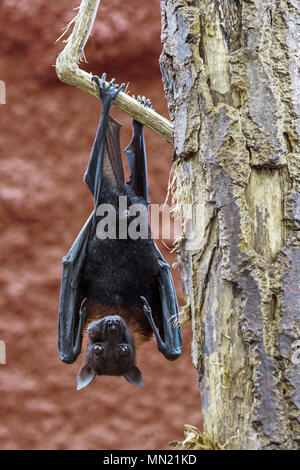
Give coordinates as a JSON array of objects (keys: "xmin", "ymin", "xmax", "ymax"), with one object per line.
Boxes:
[{"xmin": 77, "ymin": 315, "xmax": 143, "ymax": 390}]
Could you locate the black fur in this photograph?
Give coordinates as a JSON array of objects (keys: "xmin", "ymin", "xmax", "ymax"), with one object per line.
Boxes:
[
  {"xmin": 80, "ymin": 180, "xmax": 160, "ymax": 309},
  {"xmin": 58, "ymin": 76, "xmax": 182, "ymax": 387},
  {"xmin": 85, "ymin": 316, "xmax": 135, "ymax": 376}
]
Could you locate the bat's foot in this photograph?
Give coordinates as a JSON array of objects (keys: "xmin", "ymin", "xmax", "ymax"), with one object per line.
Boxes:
[
  {"xmin": 131, "ymin": 95, "xmax": 152, "ymax": 129},
  {"xmin": 92, "ymin": 73, "xmax": 125, "ymax": 105},
  {"xmin": 132, "ymin": 95, "xmax": 152, "ymax": 109}
]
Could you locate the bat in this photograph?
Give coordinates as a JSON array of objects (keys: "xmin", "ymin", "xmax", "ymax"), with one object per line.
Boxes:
[{"xmin": 58, "ymin": 74, "xmax": 182, "ymax": 390}]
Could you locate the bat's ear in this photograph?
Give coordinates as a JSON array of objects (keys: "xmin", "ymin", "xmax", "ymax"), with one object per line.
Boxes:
[
  {"xmin": 77, "ymin": 364, "xmax": 96, "ymax": 391},
  {"xmin": 124, "ymin": 365, "xmax": 143, "ymax": 387}
]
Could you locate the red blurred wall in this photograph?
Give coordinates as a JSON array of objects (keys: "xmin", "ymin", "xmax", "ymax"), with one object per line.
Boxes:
[{"xmin": 0, "ymin": 0, "xmax": 202, "ymax": 449}]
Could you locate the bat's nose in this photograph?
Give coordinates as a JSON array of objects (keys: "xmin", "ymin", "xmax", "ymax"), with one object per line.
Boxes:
[{"xmin": 107, "ymin": 316, "xmax": 121, "ymax": 331}]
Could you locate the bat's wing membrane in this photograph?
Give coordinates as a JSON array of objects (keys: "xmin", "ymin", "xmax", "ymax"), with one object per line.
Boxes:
[
  {"xmin": 125, "ymin": 118, "xmax": 182, "ymax": 360},
  {"xmin": 58, "ymin": 214, "xmax": 93, "ymax": 363},
  {"xmin": 85, "ymin": 116, "xmax": 124, "ymax": 208},
  {"xmin": 140, "ymin": 244, "xmax": 182, "ymax": 361},
  {"xmin": 59, "ymin": 114, "xmax": 124, "ymax": 364},
  {"xmin": 125, "ymin": 120, "xmax": 149, "ymax": 205},
  {"xmin": 154, "ymin": 244, "xmax": 182, "ymax": 360},
  {"xmin": 59, "ymin": 79, "xmax": 182, "ymax": 365}
]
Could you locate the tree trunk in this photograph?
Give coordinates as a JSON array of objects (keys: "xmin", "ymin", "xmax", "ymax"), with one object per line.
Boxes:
[{"xmin": 160, "ymin": 0, "xmax": 300, "ymax": 450}]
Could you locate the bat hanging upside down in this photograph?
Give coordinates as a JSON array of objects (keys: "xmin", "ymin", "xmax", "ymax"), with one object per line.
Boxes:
[{"xmin": 58, "ymin": 74, "xmax": 182, "ymax": 390}]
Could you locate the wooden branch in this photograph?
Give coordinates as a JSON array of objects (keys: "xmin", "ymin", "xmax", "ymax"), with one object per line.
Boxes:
[{"xmin": 55, "ymin": 0, "xmax": 173, "ymax": 145}]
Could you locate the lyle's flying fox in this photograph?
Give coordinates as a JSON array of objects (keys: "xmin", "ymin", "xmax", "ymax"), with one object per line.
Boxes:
[{"xmin": 58, "ymin": 74, "xmax": 182, "ymax": 390}]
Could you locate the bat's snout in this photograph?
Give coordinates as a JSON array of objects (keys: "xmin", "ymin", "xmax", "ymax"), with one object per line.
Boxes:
[
  {"xmin": 104, "ymin": 315, "xmax": 126, "ymax": 335},
  {"xmin": 87, "ymin": 315, "xmax": 126, "ymax": 341},
  {"xmin": 106, "ymin": 316, "xmax": 121, "ymax": 331}
]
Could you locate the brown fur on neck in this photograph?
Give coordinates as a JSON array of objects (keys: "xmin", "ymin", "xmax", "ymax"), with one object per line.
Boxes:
[{"xmin": 82, "ymin": 299, "xmax": 153, "ymax": 354}]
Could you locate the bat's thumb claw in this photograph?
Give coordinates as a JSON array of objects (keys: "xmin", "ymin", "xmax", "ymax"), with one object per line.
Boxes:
[
  {"xmin": 79, "ymin": 298, "xmax": 87, "ymax": 317},
  {"xmin": 140, "ymin": 296, "xmax": 151, "ymax": 314}
]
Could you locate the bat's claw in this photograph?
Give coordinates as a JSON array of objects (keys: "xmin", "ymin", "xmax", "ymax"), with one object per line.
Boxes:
[
  {"xmin": 79, "ymin": 298, "xmax": 87, "ymax": 322},
  {"xmin": 131, "ymin": 95, "xmax": 152, "ymax": 129},
  {"xmin": 92, "ymin": 75, "xmax": 101, "ymax": 87},
  {"xmin": 92, "ymin": 74, "xmax": 125, "ymax": 104},
  {"xmin": 140, "ymin": 296, "xmax": 152, "ymax": 317},
  {"xmin": 137, "ymin": 95, "xmax": 152, "ymax": 109}
]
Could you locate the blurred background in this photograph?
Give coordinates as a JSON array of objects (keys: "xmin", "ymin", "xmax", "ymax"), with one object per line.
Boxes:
[{"xmin": 0, "ymin": 0, "xmax": 202, "ymax": 449}]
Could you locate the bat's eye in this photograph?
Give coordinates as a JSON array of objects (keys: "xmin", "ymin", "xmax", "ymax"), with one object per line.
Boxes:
[
  {"xmin": 93, "ymin": 344, "xmax": 104, "ymax": 355},
  {"xmin": 119, "ymin": 345, "xmax": 129, "ymax": 357}
]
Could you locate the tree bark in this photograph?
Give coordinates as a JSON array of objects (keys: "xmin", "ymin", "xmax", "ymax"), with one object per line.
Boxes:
[{"xmin": 160, "ymin": 0, "xmax": 300, "ymax": 449}]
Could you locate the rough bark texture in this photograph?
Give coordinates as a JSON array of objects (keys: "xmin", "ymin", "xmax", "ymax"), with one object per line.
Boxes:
[
  {"xmin": 0, "ymin": 0, "xmax": 202, "ymax": 450},
  {"xmin": 160, "ymin": 0, "xmax": 300, "ymax": 449}
]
